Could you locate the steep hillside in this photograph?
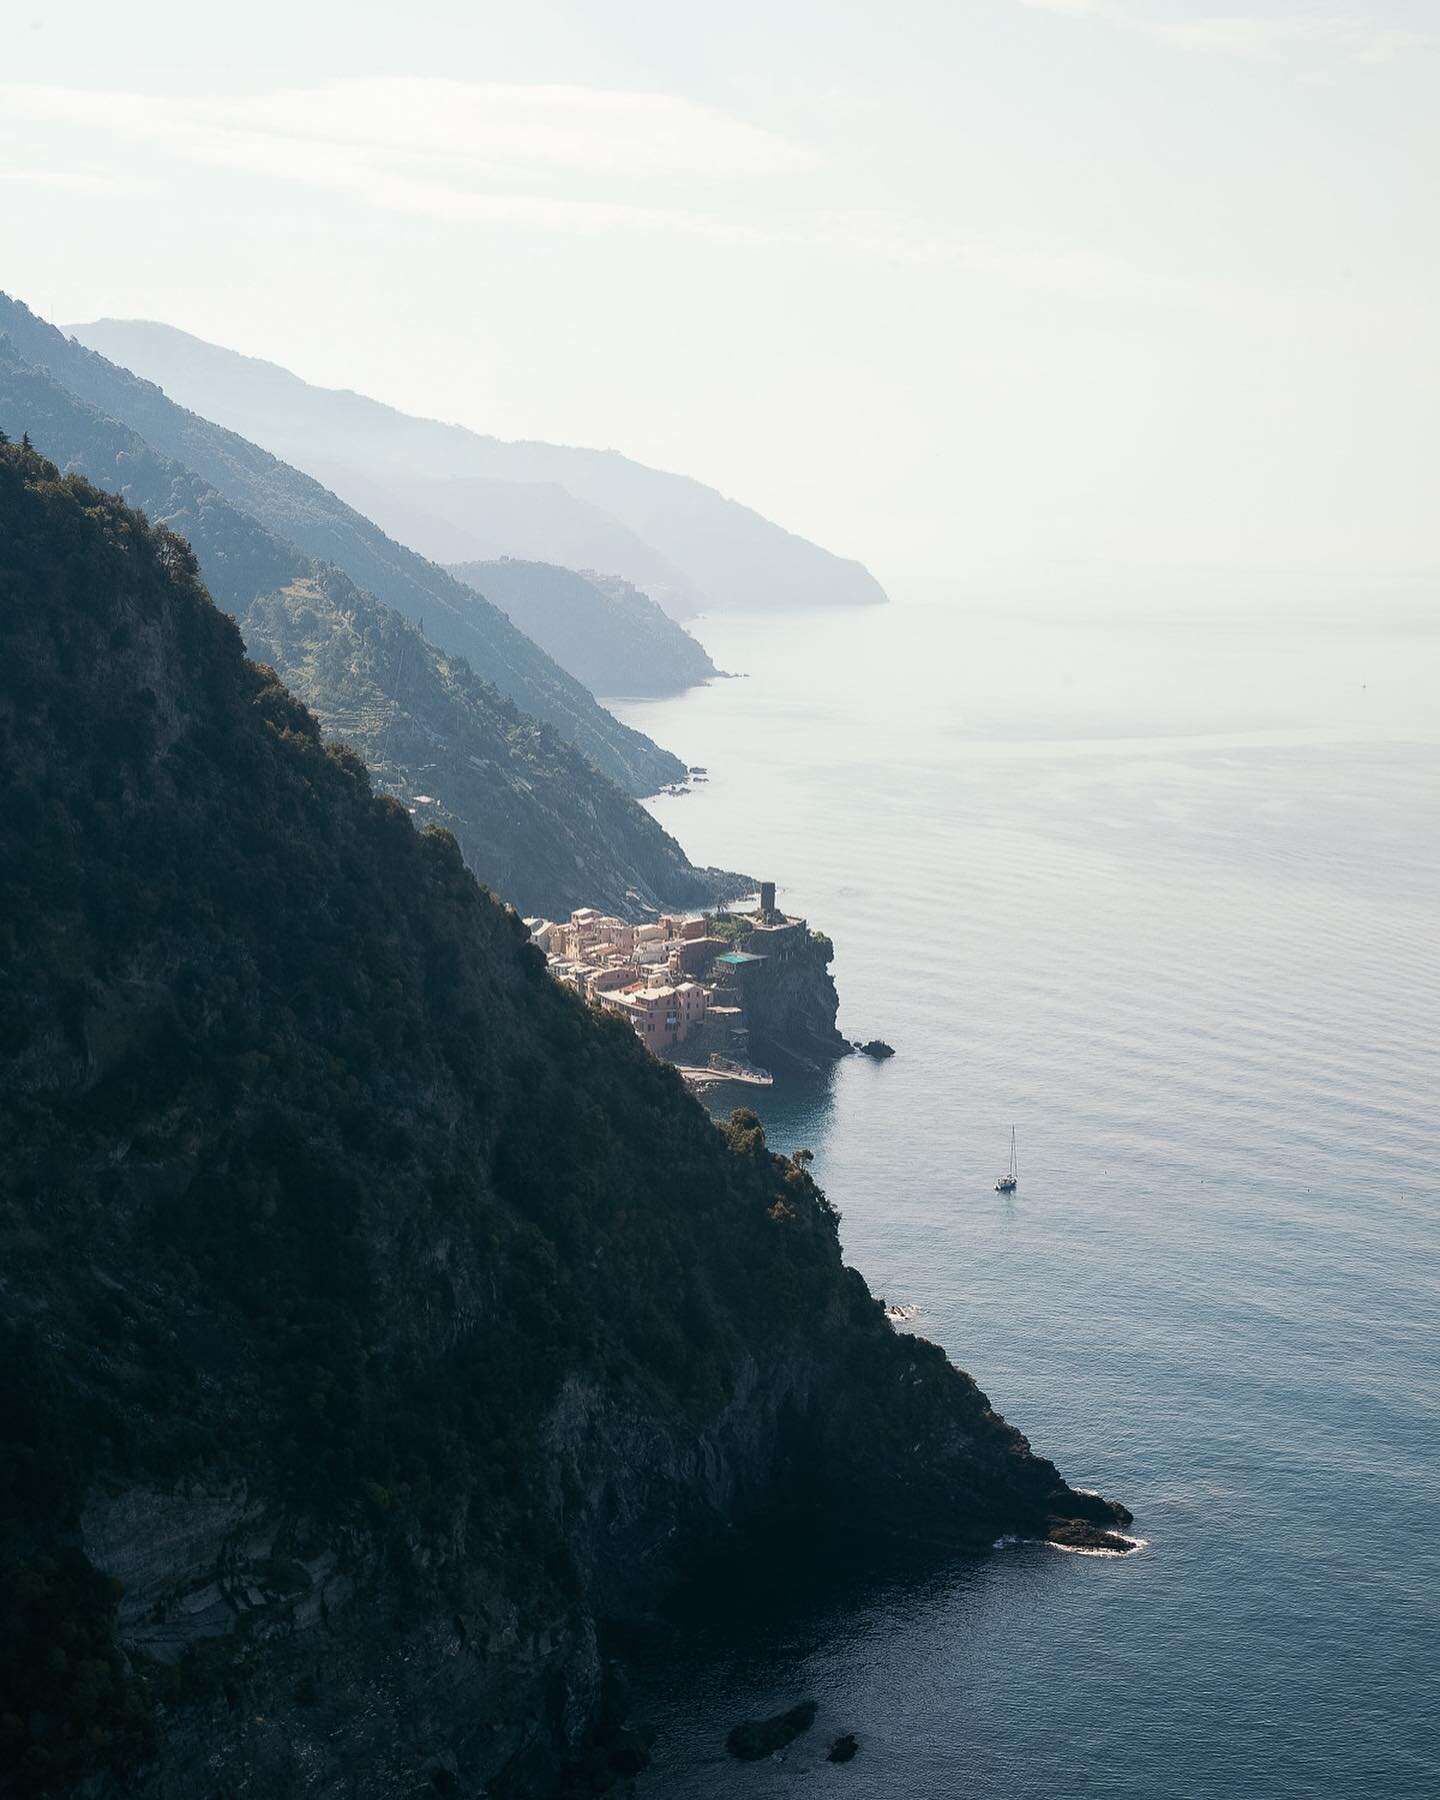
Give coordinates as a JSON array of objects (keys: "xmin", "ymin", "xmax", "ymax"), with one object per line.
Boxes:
[
  {"xmin": 70, "ymin": 317, "xmax": 889, "ymax": 619},
  {"xmin": 0, "ymin": 347, "xmax": 741, "ymax": 918},
  {"xmin": 299, "ymin": 465, "xmax": 707, "ymax": 617},
  {"xmin": 0, "ymin": 442, "xmax": 1128, "ymax": 1799},
  {"xmin": 0, "ymin": 294, "xmax": 684, "ymax": 796},
  {"xmin": 449, "ymin": 557, "xmax": 720, "ymax": 698},
  {"xmin": 243, "ymin": 569, "xmax": 742, "ymax": 916}
]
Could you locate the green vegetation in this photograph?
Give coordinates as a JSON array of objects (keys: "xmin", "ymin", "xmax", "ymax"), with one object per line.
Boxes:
[
  {"xmin": 0, "ymin": 342, "xmax": 746, "ymax": 920},
  {"xmin": 708, "ymin": 912, "xmax": 756, "ymax": 947},
  {"xmin": 242, "ymin": 569, "xmax": 745, "ymax": 918},
  {"xmin": 0, "ymin": 292, "xmax": 684, "ymax": 796},
  {"xmin": 0, "ymin": 1328, "xmax": 157, "ymax": 1795},
  {"xmin": 0, "ymin": 443, "xmax": 845, "ymax": 1790},
  {"xmin": 0, "ymin": 442, "xmax": 1116, "ymax": 1796}
]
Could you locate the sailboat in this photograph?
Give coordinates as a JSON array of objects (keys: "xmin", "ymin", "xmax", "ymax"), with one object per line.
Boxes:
[{"xmin": 995, "ymin": 1127, "xmax": 1018, "ymax": 1193}]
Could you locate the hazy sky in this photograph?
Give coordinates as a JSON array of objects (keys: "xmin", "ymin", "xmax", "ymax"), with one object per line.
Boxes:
[{"xmin": 2, "ymin": 0, "xmax": 1436, "ymax": 596}]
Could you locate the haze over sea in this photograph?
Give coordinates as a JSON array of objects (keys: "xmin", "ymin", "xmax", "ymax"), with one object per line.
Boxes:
[{"xmin": 611, "ymin": 585, "xmax": 1440, "ymax": 1799}]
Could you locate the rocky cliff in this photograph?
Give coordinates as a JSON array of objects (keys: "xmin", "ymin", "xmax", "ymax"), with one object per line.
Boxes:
[
  {"xmin": 711, "ymin": 918, "xmax": 850, "ymax": 1072},
  {"xmin": 0, "ymin": 444, "xmax": 1127, "ymax": 1800}
]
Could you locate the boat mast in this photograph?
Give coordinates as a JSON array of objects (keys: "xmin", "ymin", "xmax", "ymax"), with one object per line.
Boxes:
[{"xmin": 1010, "ymin": 1126, "xmax": 1018, "ymax": 1181}]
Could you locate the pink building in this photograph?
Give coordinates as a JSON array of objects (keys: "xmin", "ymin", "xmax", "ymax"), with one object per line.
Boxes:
[
  {"xmin": 602, "ymin": 981, "xmax": 708, "ymax": 1053},
  {"xmin": 588, "ymin": 965, "xmax": 640, "ymax": 996}
]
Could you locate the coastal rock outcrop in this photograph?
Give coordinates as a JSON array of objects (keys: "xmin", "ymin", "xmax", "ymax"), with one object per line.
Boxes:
[
  {"xmin": 0, "ymin": 445, "xmax": 1127, "ymax": 1799},
  {"xmin": 709, "ymin": 916, "xmax": 849, "ymax": 1072},
  {"xmin": 726, "ymin": 1701, "xmax": 819, "ymax": 1761},
  {"xmin": 1045, "ymin": 1519, "xmax": 1137, "ymax": 1554}
]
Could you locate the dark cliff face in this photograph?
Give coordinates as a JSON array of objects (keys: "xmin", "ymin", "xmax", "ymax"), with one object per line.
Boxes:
[
  {"xmin": 742, "ymin": 928, "xmax": 850, "ymax": 1071},
  {"xmin": 712, "ymin": 919, "xmax": 850, "ymax": 1072},
  {"xmin": 0, "ymin": 446, "xmax": 1126, "ymax": 1799}
]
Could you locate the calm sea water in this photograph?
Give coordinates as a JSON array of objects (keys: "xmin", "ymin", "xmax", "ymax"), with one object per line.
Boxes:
[{"xmin": 609, "ymin": 590, "xmax": 1440, "ymax": 1800}]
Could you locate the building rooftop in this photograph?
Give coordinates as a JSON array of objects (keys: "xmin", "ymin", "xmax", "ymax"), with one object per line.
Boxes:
[{"xmin": 715, "ymin": 950, "xmax": 765, "ymax": 966}]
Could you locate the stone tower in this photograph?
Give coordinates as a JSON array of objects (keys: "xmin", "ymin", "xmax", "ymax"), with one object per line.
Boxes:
[{"xmin": 759, "ymin": 880, "xmax": 777, "ymax": 921}]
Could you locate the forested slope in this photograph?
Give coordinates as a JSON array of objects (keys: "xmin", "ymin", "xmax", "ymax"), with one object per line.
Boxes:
[
  {"xmin": 1, "ymin": 293, "xmax": 683, "ymax": 796},
  {"xmin": 0, "ymin": 346, "xmax": 739, "ymax": 918},
  {"xmin": 0, "ymin": 443, "xmax": 1127, "ymax": 1799},
  {"xmin": 449, "ymin": 557, "xmax": 720, "ymax": 698}
]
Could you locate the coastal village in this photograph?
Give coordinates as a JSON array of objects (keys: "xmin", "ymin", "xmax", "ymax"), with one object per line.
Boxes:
[{"xmin": 525, "ymin": 882, "xmax": 804, "ymax": 1085}]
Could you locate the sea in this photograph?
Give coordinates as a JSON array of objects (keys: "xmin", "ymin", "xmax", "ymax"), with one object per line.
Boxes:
[{"xmin": 608, "ymin": 582, "xmax": 1440, "ymax": 1800}]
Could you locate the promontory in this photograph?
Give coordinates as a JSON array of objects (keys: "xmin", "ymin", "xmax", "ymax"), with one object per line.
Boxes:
[{"xmin": 0, "ymin": 441, "xmax": 1129, "ymax": 1799}]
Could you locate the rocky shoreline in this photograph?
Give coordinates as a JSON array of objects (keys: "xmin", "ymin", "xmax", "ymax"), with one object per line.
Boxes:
[{"xmin": 0, "ymin": 447, "xmax": 1131, "ymax": 1800}]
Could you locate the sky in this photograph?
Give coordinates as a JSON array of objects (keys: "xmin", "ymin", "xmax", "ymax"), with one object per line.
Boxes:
[{"xmin": 2, "ymin": 0, "xmax": 1436, "ymax": 599}]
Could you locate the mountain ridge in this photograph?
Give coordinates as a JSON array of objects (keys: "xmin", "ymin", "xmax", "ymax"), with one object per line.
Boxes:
[
  {"xmin": 448, "ymin": 556, "xmax": 721, "ymax": 699},
  {"xmin": 70, "ymin": 316, "xmax": 889, "ymax": 619},
  {"xmin": 0, "ymin": 294, "xmax": 684, "ymax": 797},
  {"xmin": 0, "ymin": 339, "xmax": 741, "ymax": 920},
  {"xmin": 307, "ymin": 463, "xmax": 706, "ymax": 612},
  {"xmin": 0, "ymin": 438, "xmax": 1129, "ymax": 1799}
]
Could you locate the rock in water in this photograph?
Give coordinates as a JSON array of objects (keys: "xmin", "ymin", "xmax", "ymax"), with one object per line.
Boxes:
[
  {"xmin": 607, "ymin": 1724, "xmax": 653, "ymax": 1776},
  {"xmin": 725, "ymin": 1701, "xmax": 819, "ymax": 1760},
  {"xmin": 828, "ymin": 1733, "xmax": 860, "ymax": 1763},
  {"xmin": 1046, "ymin": 1519, "xmax": 1136, "ymax": 1554},
  {"xmin": 857, "ymin": 1038, "xmax": 895, "ymax": 1059}
]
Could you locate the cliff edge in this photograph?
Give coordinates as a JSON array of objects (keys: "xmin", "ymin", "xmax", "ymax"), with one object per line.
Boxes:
[
  {"xmin": 708, "ymin": 911, "xmax": 850, "ymax": 1072},
  {"xmin": 0, "ymin": 444, "xmax": 1127, "ymax": 1800}
]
